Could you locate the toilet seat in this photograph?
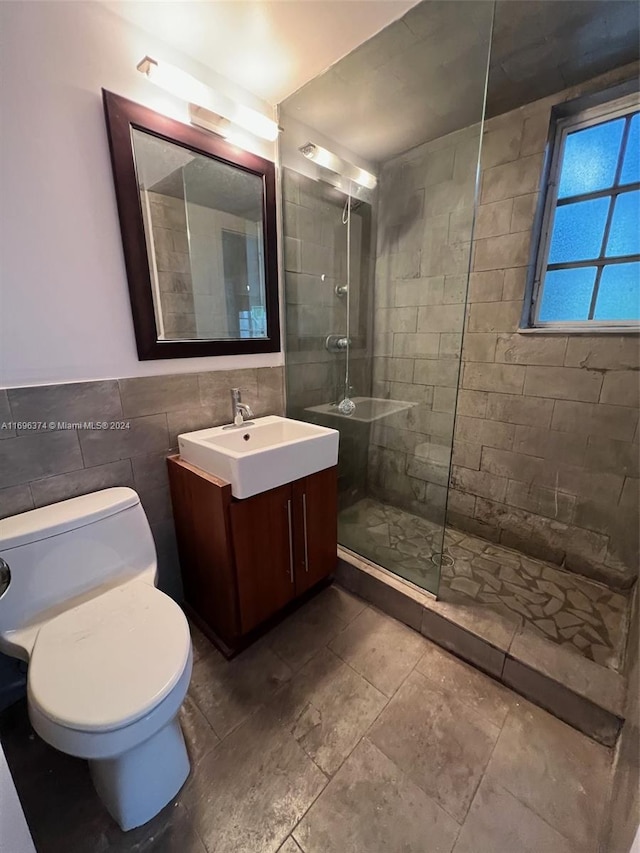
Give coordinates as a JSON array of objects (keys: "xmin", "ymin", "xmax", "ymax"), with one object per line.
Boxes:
[{"xmin": 28, "ymin": 582, "xmax": 191, "ymax": 734}]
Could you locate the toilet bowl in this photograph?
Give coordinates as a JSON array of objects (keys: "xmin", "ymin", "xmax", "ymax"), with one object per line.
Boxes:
[{"xmin": 0, "ymin": 488, "xmax": 193, "ymax": 831}]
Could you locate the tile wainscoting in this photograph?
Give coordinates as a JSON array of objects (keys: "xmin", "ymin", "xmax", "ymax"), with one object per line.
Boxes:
[{"xmin": 0, "ymin": 366, "xmax": 285, "ymax": 600}]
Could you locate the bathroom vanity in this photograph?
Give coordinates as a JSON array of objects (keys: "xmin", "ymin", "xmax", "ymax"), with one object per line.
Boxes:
[{"xmin": 167, "ymin": 447, "xmax": 338, "ymax": 655}]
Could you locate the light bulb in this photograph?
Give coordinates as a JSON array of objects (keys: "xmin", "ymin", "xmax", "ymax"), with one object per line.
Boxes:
[{"xmin": 137, "ymin": 56, "xmax": 280, "ymax": 143}]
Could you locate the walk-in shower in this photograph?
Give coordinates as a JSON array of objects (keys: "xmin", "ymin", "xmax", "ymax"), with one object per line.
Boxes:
[{"xmin": 280, "ymin": 1, "xmax": 494, "ymax": 597}]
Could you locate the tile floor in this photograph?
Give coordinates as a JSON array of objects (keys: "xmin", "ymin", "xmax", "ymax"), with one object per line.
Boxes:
[
  {"xmin": 0, "ymin": 584, "xmax": 613, "ymax": 853},
  {"xmin": 339, "ymin": 498, "xmax": 630, "ymax": 670}
]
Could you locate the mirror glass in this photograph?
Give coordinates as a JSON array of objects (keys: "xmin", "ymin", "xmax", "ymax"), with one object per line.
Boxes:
[{"xmin": 132, "ymin": 129, "xmax": 267, "ymax": 341}]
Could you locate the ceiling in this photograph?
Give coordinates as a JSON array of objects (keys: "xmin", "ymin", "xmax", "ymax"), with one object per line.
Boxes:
[
  {"xmin": 104, "ymin": 0, "xmax": 419, "ymax": 104},
  {"xmin": 282, "ymin": 0, "xmax": 640, "ymax": 163}
]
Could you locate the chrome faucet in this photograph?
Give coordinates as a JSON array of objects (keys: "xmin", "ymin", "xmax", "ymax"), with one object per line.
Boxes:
[{"xmin": 230, "ymin": 388, "xmax": 254, "ymax": 426}]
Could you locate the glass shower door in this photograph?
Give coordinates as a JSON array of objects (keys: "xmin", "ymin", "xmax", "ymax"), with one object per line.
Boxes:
[{"xmin": 280, "ymin": 0, "xmax": 494, "ymax": 597}]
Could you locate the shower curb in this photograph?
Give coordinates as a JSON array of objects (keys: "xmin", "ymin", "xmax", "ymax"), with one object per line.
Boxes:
[{"xmin": 336, "ymin": 547, "xmax": 625, "ymax": 747}]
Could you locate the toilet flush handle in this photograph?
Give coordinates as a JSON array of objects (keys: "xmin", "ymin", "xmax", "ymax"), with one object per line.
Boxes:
[{"xmin": 0, "ymin": 558, "xmax": 10, "ymax": 599}]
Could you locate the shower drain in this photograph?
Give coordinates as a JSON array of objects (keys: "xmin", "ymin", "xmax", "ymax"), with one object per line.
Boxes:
[{"xmin": 430, "ymin": 552, "xmax": 454, "ymax": 568}]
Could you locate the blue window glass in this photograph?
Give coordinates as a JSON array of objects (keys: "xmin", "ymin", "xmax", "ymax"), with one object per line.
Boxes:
[
  {"xmin": 594, "ymin": 263, "xmax": 640, "ymax": 320},
  {"xmin": 558, "ymin": 119, "xmax": 624, "ymax": 199},
  {"xmin": 606, "ymin": 191, "xmax": 640, "ymax": 257},
  {"xmin": 538, "ymin": 268, "xmax": 596, "ymax": 322},
  {"xmin": 548, "ymin": 197, "xmax": 609, "ymax": 263},
  {"xmin": 536, "ymin": 107, "xmax": 639, "ymax": 325},
  {"xmin": 620, "ymin": 113, "xmax": 639, "ymax": 185}
]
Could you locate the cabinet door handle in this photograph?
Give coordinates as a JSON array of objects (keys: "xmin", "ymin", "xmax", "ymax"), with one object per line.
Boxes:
[
  {"xmin": 302, "ymin": 493, "xmax": 309, "ymax": 573},
  {"xmin": 286, "ymin": 498, "xmax": 294, "ymax": 584}
]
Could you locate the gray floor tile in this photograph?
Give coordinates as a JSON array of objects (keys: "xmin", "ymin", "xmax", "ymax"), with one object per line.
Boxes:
[
  {"xmin": 0, "ymin": 700, "xmax": 209, "ymax": 853},
  {"xmin": 179, "ymin": 695, "xmax": 219, "ymax": 766},
  {"xmin": 0, "ymin": 573, "xmax": 616, "ymax": 853},
  {"xmin": 108, "ymin": 803, "xmax": 209, "ymax": 853},
  {"xmin": 268, "ymin": 585, "xmax": 365, "ymax": 671},
  {"xmin": 188, "ymin": 622, "xmax": 214, "ymax": 663},
  {"xmin": 182, "ymin": 710, "xmax": 326, "ymax": 853},
  {"xmin": 293, "ymin": 738, "xmax": 459, "ymax": 853},
  {"xmin": 329, "ymin": 606, "xmax": 427, "ymax": 696},
  {"xmin": 486, "ymin": 700, "xmax": 612, "ymax": 851},
  {"xmin": 265, "ymin": 647, "xmax": 387, "ymax": 775},
  {"xmin": 277, "ymin": 839, "xmax": 304, "ymax": 853},
  {"xmin": 453, "ymin": 776, "xmax": 582, "ymax": 853},
  {"xmin": 188, "ymin": 642, "xmax": 292, "ymax": 739},
  {"xmin": 416, "ymin": 641, "xmax": 513, "ymax": 727},
  {"xmin": 317, "ymin": 584, "xmax": 368, "ymax": 624},
  {"xmin": 368, "ymin": 669, "xmax": 501, "ymax": 823}
]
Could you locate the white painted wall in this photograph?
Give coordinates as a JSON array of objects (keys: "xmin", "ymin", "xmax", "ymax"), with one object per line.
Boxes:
[{"xmin": 0, "ymin": 1, "xmax": 283, "ymax": 388}]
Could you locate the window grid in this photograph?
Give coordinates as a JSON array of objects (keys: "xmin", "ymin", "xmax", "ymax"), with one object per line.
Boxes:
[{"xmin": 532, "ymin": 99, "xmax": 640, "ymax": 328}]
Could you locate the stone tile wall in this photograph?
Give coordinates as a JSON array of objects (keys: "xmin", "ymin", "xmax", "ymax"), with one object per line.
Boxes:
[
  {"xmin": 451, "ymin": 65, "xmax": 640, "ymax": 589},
  {"xmin": 282, "ymin": 168, "xmax": 373, "ymax": 504},
  {"xmin": 283, "ymin": 168, "xmax": 371, "ymax": 409},
  {"xmin": 0, "ymin": 367, "xmax": 284, "ymax": 600},
  {"xmin": 147, "ymin": 192, "xmax": 197, "ymax": 339},
  {"xmin": 369, "ymin": 124, "xmax": 480, "ymax": 521},
  {"xmin": 371, "ymin": 63, "xmax": 639, "ymax": 588}
]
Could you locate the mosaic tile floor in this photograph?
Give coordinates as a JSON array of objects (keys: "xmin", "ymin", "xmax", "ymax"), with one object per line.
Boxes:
[
  {"xmin": 339, "ymin": 498, "xmax": 443, "ymax": 594},
  {"xmin": 338, "ymin": 498, "xmax": 630, "ymax": 671}
]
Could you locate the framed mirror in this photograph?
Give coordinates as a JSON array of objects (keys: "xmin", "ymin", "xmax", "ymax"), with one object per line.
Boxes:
[{"xmin": 102, "ymin": 90, "xmax": 280, "ymax": 359}]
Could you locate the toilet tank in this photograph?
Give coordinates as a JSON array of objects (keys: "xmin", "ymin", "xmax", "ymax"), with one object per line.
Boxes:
[{"xmin": 0, "ymin": 488, "xmax": 157, "ymax": 642}]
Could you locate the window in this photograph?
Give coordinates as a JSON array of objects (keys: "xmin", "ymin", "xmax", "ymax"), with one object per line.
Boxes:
[{"xmin": 531, "ymin": 93, "xmax": 640, "ymax": 329}]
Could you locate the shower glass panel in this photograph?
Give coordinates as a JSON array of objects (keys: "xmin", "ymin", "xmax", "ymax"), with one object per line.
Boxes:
[{"xmin": 280, "ymin": 0, "xmax": 494, "ymax": 596}]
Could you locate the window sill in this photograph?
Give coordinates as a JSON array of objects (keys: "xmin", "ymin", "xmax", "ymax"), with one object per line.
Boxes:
[{"xmin": 518, "ymin": 325, "xmax": 640, "ymax": 335}]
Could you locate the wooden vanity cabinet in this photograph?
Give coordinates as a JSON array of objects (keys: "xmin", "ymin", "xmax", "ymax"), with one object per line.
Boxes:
[
  {"xmin": 230, "ymin": 482, "xmax": 295, "ymax": 634},
  {"xmin": 291, "ymin": 467, "xmax": 338, "ymax": 595},
  {"xmin": 167, "ymin": 455, "xmax": 337, "ymax": 654}
]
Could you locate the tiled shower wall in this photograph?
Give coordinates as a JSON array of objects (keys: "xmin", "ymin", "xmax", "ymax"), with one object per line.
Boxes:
[
  {"xmin": 372, "ymin": 64, "xmax": 640, "ymax": 589},
  {"xmin": 283, "ymin": 168, "xmax": 371, "ymax": 411},
  {"xmin": 0, "ymin": 367, "xmax": 284, "ymax": 599},
  {"xmin": 283, "ymin": 167, "xmax": 373, "ymax": 504},
  {"xmin": 370, "ymin": 124, "xmax": 479, "ymax": 523},
  {"xmin": 147, "ymin": 191, "xmax": 197, "ymax": 339}
]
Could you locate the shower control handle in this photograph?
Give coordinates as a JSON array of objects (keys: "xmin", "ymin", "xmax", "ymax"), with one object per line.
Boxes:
[{"xmin": 325, "ymin": 334, "xmax": 351, "ymax": 352}]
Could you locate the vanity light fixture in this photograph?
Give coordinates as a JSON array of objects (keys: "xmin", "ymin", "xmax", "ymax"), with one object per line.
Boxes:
[
  {"xmin": 299, "ymin": 142, "xmax": 377, "ymax": 189},
  {"xmin": 136, "ymin": 56, "xmax": 280, "ymax": 142}
]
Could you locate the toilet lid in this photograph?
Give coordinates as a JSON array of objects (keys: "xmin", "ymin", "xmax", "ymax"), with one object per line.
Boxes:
[{"xmin": 28, "ymin": 582, "xmax": 191, "ymax": 733}]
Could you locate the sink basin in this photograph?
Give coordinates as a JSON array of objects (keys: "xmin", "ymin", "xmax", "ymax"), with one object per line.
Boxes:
[{"xmin": 177, "ymin": 415, "xmax": 339, "ymax": 499}]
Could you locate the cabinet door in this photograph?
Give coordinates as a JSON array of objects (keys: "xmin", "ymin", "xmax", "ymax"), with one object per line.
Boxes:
[
  {"xmin": 230, "ymin": 483, "xmax": 296, "ymax": 633},
  {"xmin": 292, "ymin": 466, "xmax": 338, "ymax": 595}
]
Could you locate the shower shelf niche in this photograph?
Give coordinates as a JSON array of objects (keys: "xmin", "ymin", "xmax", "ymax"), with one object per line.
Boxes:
[{"xmin": 306, "ymin": 397, "xmax": 417, "ymax": 424}]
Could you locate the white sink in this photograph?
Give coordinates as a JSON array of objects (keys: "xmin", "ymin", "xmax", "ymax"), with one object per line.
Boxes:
[{"xmin": 177, "ymin": 415, "xmax": 339, "ymax": 499}]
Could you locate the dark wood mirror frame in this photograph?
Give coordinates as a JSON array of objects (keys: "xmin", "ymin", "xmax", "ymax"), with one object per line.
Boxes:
[{"xmin": 102, "ymin": 90, "xmax": 281, "ymax": 360}]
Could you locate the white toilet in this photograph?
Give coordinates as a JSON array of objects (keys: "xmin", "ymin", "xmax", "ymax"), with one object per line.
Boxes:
[{"xmin": 0, "ymin": 487, "xmax": 193, "ymax": 831}]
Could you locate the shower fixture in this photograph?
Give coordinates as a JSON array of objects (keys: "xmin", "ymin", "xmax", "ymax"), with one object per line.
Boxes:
[
  {"xmin": 299, "ymin": 142, "xmax": 377, "ymax": 189},
  {"xmin": 325, "ymin": 335, "xmax": 350, "ymax": 352}
]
